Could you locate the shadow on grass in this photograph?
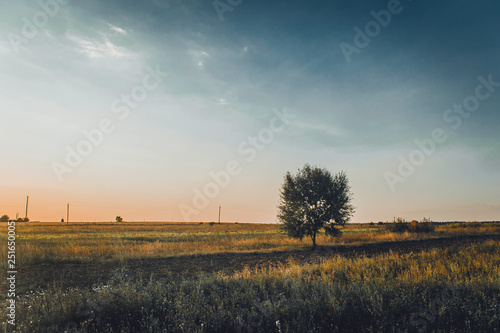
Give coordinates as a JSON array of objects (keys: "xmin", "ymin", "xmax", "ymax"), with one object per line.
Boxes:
[{"xmin": 15, "ymin": 233, "xmax": 500, "ymax": 294}]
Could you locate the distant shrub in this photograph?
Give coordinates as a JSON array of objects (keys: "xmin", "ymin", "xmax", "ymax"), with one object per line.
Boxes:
[
  {"xmin": 209, "ymin": 222, "xmax": 215, "ymax": 226},
  {"xmin": 408, "ymin": 220, "xmax": 435, "ymax": 233},
  {"xmin": 386, "ymin": 222, "xmax": 408, "ymax": 233},
  {"xmin": 410, "ymin": 220, "xmax": 419, "ymax": 231},
  {"xmin": 0, "ymin": 215, "xmax": 9, "ymax": 222},
  {"xmin": 386, "ymin": 218, "xmax": 435, "ymax": 233},
  {"xmin": 414, "ymin": 222, "xmax": 435, "ymax": 233}
]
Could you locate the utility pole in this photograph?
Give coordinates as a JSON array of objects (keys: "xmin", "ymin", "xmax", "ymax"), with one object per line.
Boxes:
[
  {"xmin": 25, "ymin": 196, "xmax": 29, "ymax": 220},
  {"xmin": 67, "ymin": 203, "xmax": 69, "ymax": 225},
  {"xmin": 218, "ymin": 205, "xmax": 221, "ymax": 224}
]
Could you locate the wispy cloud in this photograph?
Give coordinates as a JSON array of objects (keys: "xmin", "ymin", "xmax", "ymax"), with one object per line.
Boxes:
[
  {"xmin": 109, "ymin": 24, "xmax": 127, "ymax": 35},
  {"xmin": 189, "ymin": 49, "xmax": 210, "ymax": 67},
  {"xmin": 215, "ymin": 98, "xmax": 229, "ymax": 105},
  {"xmin": 67, "ymin": 33, "xmax": 129, "ymax": 58}
]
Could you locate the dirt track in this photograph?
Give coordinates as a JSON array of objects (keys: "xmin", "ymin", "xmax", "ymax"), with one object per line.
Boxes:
[{"xmin": 18, "ymin": 234, "xmax": 500, "ymax": 293}]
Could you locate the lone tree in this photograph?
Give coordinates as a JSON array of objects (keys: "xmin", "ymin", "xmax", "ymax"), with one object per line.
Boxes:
[
  {"xmin": 0, "ymin": 215, "xmax": 9, "ymax": 222},
  {"xmin": 277, "ymin": 164, "xmax": 354, "ymax": 248},
  {"xmin": 116, "ymin": 216, "xmax": 123, "ymax": 223}
]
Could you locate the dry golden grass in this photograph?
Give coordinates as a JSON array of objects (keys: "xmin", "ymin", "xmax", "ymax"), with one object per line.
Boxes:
[
  {"xmin": 1, "ymin": 221, "xmax": 499, "ymax": 267},
  {"xmin": 1, "ymin": 221, "xmax": 499, "ymax": 332},
  {"xmin": 228, "ymin": 239, "xmax": 500, "ymax": 285},
  {"xmin": 5, "ymin": 239, "xmax": 500, "ymax": 332}
]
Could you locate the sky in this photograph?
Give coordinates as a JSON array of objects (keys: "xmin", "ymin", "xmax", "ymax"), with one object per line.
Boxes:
[{"xmin": 0, "ymin": 0, "xmax": 499, "ymax": 223}]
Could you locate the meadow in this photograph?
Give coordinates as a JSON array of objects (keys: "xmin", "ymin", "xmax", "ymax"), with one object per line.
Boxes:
[
  {"xmin": 4, "ymin": 221, "xmax": 499, "ymax": 266},
  {"xmin": 1, "ymin": 221, "xmax": 500, "ymax": 332}
]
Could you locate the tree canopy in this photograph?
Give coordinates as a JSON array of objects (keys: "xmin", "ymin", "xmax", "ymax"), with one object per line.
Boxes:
[{"xmin": 277, "ymin": 164, "xmax": 354, "ymax": 248}]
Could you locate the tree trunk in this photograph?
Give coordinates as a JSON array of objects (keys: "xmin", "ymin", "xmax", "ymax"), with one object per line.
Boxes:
[{"xmin": 311, "ymin": 231, "xmax": 317, "ymax": 249}]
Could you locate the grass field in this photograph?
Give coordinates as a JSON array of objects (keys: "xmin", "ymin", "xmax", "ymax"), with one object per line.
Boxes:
[
  {"xmin": 3, "ymin": 221, "xmax": 499, "ymax": 266},
  {"xmin": 1, "ymin": 221, "xmax": 500, "ymax": 332}
]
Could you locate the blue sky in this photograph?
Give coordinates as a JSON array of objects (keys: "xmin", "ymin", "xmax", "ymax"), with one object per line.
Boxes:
[{"xmin": 1, "ymin": 0, "xmax": 499, "ymax": 222}]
